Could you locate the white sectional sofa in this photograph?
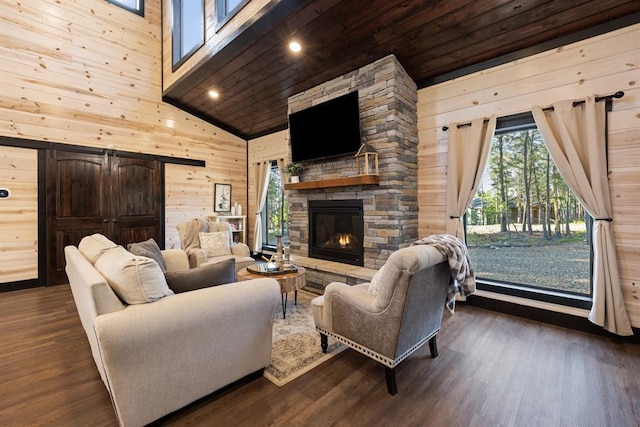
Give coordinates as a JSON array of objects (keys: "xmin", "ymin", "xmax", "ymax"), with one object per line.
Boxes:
[{"xmin": 64, "ymin": 234, "xmax": 280, "ymax": 427}]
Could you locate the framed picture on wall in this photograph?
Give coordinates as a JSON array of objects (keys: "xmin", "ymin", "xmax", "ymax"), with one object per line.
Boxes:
[{"xmin": 214, "ymin": 183, "xmax": 231, "ymax": 212}]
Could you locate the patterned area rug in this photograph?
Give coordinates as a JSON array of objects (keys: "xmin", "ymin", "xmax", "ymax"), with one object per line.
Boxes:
[{"xmin": 264, "ymin": 289, "xmax": 346, "ymax": 387}]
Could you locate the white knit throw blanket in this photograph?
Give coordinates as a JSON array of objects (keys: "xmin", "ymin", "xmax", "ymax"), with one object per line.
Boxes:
[{"xmin": 411, "ymin": 234, "xmax": 476, "ymax": 313}]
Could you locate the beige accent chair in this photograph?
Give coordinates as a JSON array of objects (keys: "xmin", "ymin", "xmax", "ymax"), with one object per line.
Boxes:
[
  {"xmin": 311, "ymin": 245, "xmax": 451, "ymax": 395},
  {"xmin": 177, "ymin": 218, "xmax": 254, "ymax": 272}
]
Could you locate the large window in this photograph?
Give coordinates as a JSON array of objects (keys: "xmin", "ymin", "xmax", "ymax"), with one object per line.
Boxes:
[
  {"xmin": 262, "ymin": 162, "xmax": 288, "ymax": 248},
  {"xmin": 466, "ymin": 115, "xmax": 591, "ymax": 303},
  {"xmin": 172, "ymin": 0, "xmax": 204, "ymax": 68},
  {"xmin": 107, "ymin": 0, "xmax": 144, "ymax": 16}
]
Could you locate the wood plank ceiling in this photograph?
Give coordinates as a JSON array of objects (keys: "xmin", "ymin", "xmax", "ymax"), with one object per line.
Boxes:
[{"xmin": 163, "ymin": 0, "xmax": 640, "ymax": 140}]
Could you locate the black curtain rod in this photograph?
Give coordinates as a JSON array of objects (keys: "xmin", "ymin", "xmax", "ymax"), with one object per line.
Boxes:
[{"xmin": 441, "ymin": 91, "xmax": 624, "ymax": 131}]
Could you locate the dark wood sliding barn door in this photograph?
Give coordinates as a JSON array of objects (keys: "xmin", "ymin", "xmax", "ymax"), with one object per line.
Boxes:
[
  {"xmin": 110, "ymin": 155, "xmax": 163, "ymax": 245},
  {"xmin": 46, "ymin": 150, "xmax": 162, "ymax": 285},
  {"xmin": 46, "ymin": 151, "xmax": 110, "ymax": 285}
]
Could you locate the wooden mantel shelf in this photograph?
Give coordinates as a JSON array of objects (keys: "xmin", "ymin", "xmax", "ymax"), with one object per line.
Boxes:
[{"xmin": 284, "ymin": 175, "xmax": 380, "ymax": 190}]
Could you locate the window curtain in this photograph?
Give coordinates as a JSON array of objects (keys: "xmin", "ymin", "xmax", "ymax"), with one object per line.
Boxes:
[
  {"xmin": 532, "ymin": 98, "xmax": 632, "ymax": 336},
  {"xmin": 253, "ymin": 161, "xmax": 271, "ymax": 253},
  {"xmin": 446, "ymin": 116, "xmax": 497, "ymax": 240}
]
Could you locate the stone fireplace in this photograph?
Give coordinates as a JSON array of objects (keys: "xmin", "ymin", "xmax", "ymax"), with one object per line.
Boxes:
[{"xmin": 287, "ymin": 55, "xmax": 418, "ymax": 269}]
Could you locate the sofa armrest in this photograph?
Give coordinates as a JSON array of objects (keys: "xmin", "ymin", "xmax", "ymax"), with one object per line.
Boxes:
[
  {"xmin": 324, "ymin": 282, "xmax": 376, "ymax": 311},
  {"xmin": 185, "ymin": 247, "xmax": 207, "ymax": 268},
  {"xmin": 319, "ymin": 282, "xmax": 376, "ymax": 331},
  {"xmin": 162, "ymin": 249, "xmax": 189, "ymax": 272},
  {"xmin": 93, "ymin": 278, "xmax": 280, "ymax": 427},
  {"xmin": 230, "ymin": 242, "xmax": 251, "ymax": 257}
]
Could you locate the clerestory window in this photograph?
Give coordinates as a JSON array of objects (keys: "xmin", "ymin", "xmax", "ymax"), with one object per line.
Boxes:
[
  {"xmin": 465, "ymin": 113, "xmax": 592, "ymax": 307},
  {"xmin": 171, "ymin": 0, "xmax": 204, "ymax": 69},
  {"xmin": 107, "ymin": 0, "xmax": 144, "ymax": 16},
  {"xmin": 215, "ymin": 0, "xmax": 249, "ymax": 30}
]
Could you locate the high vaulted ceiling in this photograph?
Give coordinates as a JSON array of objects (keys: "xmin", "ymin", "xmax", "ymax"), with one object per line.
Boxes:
[{"xmin": 163, "ymin": 0, "xmax": 640, "ymax": 140}]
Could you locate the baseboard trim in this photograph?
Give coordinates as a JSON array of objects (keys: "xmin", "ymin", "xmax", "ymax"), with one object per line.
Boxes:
[
  {"xmin": 463, "ymin": 294, "xmax": 640, "ymax": 344},
  {"xmin": 0, "ymin": 279, "xmax": 42, "ymax": 293}
]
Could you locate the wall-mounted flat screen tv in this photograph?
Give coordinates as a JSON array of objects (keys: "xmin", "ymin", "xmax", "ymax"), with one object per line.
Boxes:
[{"xmin": 289, "ymin": 91, "xmax": 361, "ymax": 163}]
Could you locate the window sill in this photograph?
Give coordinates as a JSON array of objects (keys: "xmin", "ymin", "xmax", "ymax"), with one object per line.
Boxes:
[{"xmin": 476, "ymin": 280, "xmax": 592, "ymax": 310}]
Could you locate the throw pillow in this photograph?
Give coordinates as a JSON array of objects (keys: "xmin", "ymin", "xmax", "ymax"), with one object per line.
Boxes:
[
  {"xmin": 127, "ymin": 238, "xmax": 167, "ymax": 273},
  {"xmin": 78, "ymin": 233, "xmax": 118, "ymax": 264},
  {"xmin": 95, "ymin": 247, "xmax": 174, "ymax": 304},
  {"xmin": 199, "ymin": 231, "xmax": 231, "ymax": 257},
  {"xmin": 368, "ymin": 264, "xmax": 386, "ymax": 297},
  {"xmin": 165, "ymin": 258, "xmax": 236, "ymax": 293}
]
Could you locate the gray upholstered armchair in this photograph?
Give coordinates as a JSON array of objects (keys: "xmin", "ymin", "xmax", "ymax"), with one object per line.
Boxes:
[
  {"xmin": 177, "ymin": 219, "xmax": 254, "ymax": 273},
  {"xmin": 311, "ymin": 244, "xmax": 451, "ymax": 395}
]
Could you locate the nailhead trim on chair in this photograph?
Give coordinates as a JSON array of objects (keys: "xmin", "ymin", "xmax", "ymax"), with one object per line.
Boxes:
[{"xmin": 316, "ymin": 327, "xmax": 439, "ymax": 368}]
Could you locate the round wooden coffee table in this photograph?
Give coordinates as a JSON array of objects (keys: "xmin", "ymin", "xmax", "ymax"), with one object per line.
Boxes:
[{"xmin": 237, "ymin": 266, "xmax": 306, "ymax": 319}]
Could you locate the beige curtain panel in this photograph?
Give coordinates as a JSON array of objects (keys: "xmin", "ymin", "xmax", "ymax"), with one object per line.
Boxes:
[
  {"xmin": 253, "ymin": 161, "xmax": 271, "ymax": 253},
  {"xmin": 532, "ymin": 98, "xmax": 632, "ymax": 336},
  {"xmin": 445, "ymin": 116, "xmax": 497, "ymax": 241}
]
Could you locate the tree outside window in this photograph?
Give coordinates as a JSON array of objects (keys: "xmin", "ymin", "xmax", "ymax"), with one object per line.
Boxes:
[
  {"xmin": 262, "ymin": 162, "xmax": 288, "ymax": 247},
  {"xmin": 466, "ymin": 125, "xmax": 591, "ymax": 296}
]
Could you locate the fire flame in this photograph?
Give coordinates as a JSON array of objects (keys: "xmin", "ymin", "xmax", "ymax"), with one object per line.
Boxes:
[{"xmin": 339, "ymin": 234, "xmax": 350, "ymax": 247}]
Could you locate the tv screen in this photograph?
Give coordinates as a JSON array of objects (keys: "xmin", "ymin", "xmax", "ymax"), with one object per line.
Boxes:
[{"xmin": 289, "ymin": 91, "xmax": 361, "ymax": 163}]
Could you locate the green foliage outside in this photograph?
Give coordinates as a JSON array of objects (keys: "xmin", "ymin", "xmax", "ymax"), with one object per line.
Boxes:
[{"xmin": 265, "ymin": 166, "xmax": 288, "ymax": 245}]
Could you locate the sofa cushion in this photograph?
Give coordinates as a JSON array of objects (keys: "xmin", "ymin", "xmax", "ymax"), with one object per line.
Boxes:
[
  {"xmin": 127, "ymin": 238, "xmax": 167, "ymax": 273},
  {"xmin": 165, "ymin": 258, "xmax": 236, "ymax": 293},
  {"xmin": 95, "ymin": 247, "xmax": 174, "ymax": 304},
  {"xmin": 78, "ymin": 233, "xmax": 118, "ymax": 264},
  {"xmin": 199, "ymin": 231, "xmax": 231, "ymax": 257}
]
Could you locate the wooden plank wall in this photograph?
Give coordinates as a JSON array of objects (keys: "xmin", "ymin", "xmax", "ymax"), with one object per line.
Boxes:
[
  {"xmin": 247, "ymin": 130, "xmax": 290, "ymax": 250},
  {"xmin": 0, "ymin": 147, "xmax": 37, "ymax": 282},
  {"xmin": 162, "ymin": 0, "xmax": 270, "ymax": 90},
  {"xmin": 416, "ymin": 24, "xmax": 640, "ymax": 326},
  {"xmin": 0, "ymin": 0, "xmax": 247, "ymax": 284}
]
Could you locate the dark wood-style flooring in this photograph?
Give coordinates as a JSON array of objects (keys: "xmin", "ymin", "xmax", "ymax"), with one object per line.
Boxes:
[{"xmin": 2, "ymin": 285, "xmax": 639, "ymax": 426}]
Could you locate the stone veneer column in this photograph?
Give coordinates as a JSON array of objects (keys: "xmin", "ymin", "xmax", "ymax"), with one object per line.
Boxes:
[{"xmin": 287, "ymin": 55, "xmax": 418, "ymax": 269}]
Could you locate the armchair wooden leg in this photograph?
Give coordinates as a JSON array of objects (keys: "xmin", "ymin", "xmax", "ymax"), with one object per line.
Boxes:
[
  {"xmin": 429, "ymin": 335, "xmax": 438, "ymax": 358},
  {"xmin": 385, "ymin": 367, "xmax": 398, "ymax": 395},
  {"xmin": 320, "ymin": 333, "xmax": 328, "ymax": 353}
]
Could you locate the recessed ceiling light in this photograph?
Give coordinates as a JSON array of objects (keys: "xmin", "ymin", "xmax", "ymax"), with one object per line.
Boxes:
[
  {"xmin": 208, "ymin": 90, "xmax": 219, "ymax": 99},
  {"xmin": 289, "ymin": 41, "xmax": 302, "ymax": 53}
]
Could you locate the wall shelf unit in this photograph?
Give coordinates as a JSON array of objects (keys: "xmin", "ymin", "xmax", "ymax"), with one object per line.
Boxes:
[{"xmin": 207, "ymin": 215, "xmax": 246, "ymax": 244}]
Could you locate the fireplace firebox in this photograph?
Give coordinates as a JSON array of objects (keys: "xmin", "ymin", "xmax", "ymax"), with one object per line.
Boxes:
[{"xmin": 309, "ymin": 200, "xmax": 364, "ymax": 266}]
